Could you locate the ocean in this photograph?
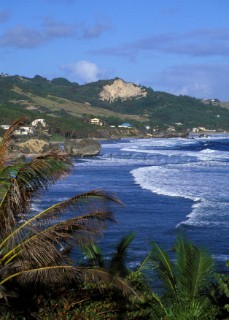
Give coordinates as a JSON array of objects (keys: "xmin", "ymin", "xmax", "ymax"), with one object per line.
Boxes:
[{"xmin": 36, "ymin": 135, "xmax": 229, "ymax": 271}]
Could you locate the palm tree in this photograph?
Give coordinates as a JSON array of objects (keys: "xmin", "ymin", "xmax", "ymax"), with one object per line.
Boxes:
[
  {"xmin": 0, "ymin": 119, "xmax": 132, "ymax": 303},
  {"xmin": 83, "ymin": 234, "xmax": 165, "ymax": 319},
  {"xmin": 142, "ymin": 236, "xmax": 215, "ymax": 319},
  {"xmin": 84, "ymin": 232, "xmax": 135, "ymax": 277}
]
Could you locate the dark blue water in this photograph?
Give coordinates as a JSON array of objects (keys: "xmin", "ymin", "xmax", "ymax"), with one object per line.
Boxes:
[
  {"xmin": 38, "ymin": 135, "xmax": 229, "ymax": 272},
  {"xmin": 66, "ymin": 162, "xmax": 193, "ymax": 268}
]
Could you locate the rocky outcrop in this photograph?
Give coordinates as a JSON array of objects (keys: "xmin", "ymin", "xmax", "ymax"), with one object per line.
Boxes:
[
  {"xmin": 64, "ymin": 139, "xmax": 101, "ymax": 157},
  {"xmin": 99, "ymin": 79, "xmax": 147, "ymax": 102},
  {"xmin": 16, "ymin": 139, "xmax": 50, "ymax": 154}
]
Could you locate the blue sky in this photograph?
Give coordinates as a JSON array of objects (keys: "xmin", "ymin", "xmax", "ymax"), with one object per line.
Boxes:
[{"xmin": 1, "ymin": 0, "xmax": 229, "ymax": 100}]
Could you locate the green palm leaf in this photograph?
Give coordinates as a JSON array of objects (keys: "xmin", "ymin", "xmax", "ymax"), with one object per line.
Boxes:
[
  {"xmin": 146, "ymin": 237, "xmax": 214, "ymax": 318},
  {"xmin": 149, "ymin": 241, "xmax": 177, "ymax": 299},
  {"xmin": 83, "ymin": 244, "xmax": 104, "ymax": 267},
  {"xmin": 109, "ymin": 232, "xmax": 135, "ymax": 277},
  {"xmin": 175, "ymin": 237, "xmax": 214, "ymax": 302}
]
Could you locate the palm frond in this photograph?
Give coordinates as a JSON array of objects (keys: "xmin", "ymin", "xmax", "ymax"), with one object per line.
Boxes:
[
  {"xmin": 149, "ymin": 241, "xmax": 177, "ymax": 299},
  {"xmin": 166, "ymin": 299, "xmax": 210, "ymax": 320},
  {"xmin": 34, "ymin": 189, "xmax": 122, "ymax": 222},
  {"xmin": 27, "ymin": 208, "xmax": 116, "ymax": 252},
  {"xmin": 0, "ymin": 265, "xmax": 82, "ymax": 286},
  {"xmin": 175, "ymin": 237, "xmax": 214, "ymax": 302},
  {"xmin": 83, "ymin": 244, "xmax": 104, "ymax": 267},
  {"xmin": 0, "ymin": 152, "xmax": 72, "ymax": 237},
  {"xmin": 109, "ymin": 232, "xmax": 135, "ymax": 277},
  {"xmin": 0, "ymin": 117, "xmax": 26, "ymax": 167},
  {"xmin": 2, "ymin": 190, "xmax": 119, "ymax": 248},
  {"xmin": 0, "ymin": 265, "xmax": 136, "ymax": 298},
  {"xmin": 0, "ymin": 193, "xmax": 120, "ymax": 271},
  {"xmin": 82, "ymin": 267, "xmax": 136, "ymax": 297},
  {"xmin": 185, "ymin": 246, "xmax": 213, "ymax": 301}
]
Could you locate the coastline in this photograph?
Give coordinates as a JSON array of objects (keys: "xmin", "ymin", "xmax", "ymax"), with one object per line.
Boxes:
[{"xmin": 16, "ymin": 131, "xmax": 229, "ymax": 158}]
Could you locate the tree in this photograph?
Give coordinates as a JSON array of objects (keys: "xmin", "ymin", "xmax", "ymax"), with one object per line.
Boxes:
[
  {"xmin": 0, "ymin": 119, "xmax": 131, "ymax": 306},
  {"xmin": 83, "ymin": 233, "xmax": 164, "ymax": 319},
  {"xmin": 142, "ymin": 236, "xmax": 216, "ymax": 319}
]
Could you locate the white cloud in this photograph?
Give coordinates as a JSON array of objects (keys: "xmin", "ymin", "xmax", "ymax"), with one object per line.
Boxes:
[{"xmin": 60, "ymin": 60, "xmax": 103, "ymax": 82}]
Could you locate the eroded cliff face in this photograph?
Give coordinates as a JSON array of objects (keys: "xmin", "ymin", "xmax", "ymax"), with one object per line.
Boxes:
[
  {"xmin": 99, "ymin": 79, "xmax": 147, "ymax": 102},
  {"xmin": 16, "ymin": 139, "xmax": 50, "ymax": 154}
]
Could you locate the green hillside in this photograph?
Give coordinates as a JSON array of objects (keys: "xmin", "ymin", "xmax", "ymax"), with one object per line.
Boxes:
[{"xmin": 0, "ymin": 74, "xmax": 229, "ymax": 137}]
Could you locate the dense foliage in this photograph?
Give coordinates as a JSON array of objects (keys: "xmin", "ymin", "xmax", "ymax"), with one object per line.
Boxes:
[{"xmin": 0, "ymin": 120, "xmax": 132, "ymax": 318}]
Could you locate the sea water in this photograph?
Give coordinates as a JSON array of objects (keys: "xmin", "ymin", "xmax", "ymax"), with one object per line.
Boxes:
[{"xmin": 36, "ymin": 135, "xmax": 229, "ymax": 271}]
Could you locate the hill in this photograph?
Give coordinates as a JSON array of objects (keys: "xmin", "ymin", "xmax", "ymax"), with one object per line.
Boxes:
[{"xmin": 0, "ymin": 74, "xmax": 229, "ymax": 138}]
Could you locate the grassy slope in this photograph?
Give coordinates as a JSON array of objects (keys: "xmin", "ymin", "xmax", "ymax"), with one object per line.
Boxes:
[{"xmin": 12, "ymin": 87, "xmax": 147, "ymax": 122}]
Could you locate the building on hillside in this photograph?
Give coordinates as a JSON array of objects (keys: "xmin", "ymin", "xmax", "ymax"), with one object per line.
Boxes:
[
  {"xmin": 198, "ymin": 127, "xmax": 206, "ymax": 131},
  {"xmin": 0, "ymin": 125, "xmax": 10, "ymax": 130},
  {"xmin": 90, "ymin": 118, "xmax": 103, "ymax": 126},
  {"xmin": 192, "ymin": 126, "xmax": 215, "ymax": 133},
  {"xmin": 118, "ymin": 122, "xmax": 132, "ymax": 128},
  {"xmin": 31, "ymin": 119, "xmax": 47, "ymax": 127},
  {"xmin": 14, "ymin": 126, "xmax": 34, "ymax": 135},
  {"xmin": 1, "ymin": 125, "xmax": 33, "ymax": 136}
]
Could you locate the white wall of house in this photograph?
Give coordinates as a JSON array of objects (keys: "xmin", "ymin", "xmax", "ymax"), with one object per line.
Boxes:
[
  {"xmin": 90, "ymin": 118, "xmax": 103, "ymax": 126},
  {"xmin": 15, "ymin": 127, "xmax": 34, "ymax": 135},
  {"xmin": 0, "ymin": 125, "xmax": 10, "ymax": 130},
  {"xmin": 31, "ymin": 119, "xmax": 46, "ymax": 127}
]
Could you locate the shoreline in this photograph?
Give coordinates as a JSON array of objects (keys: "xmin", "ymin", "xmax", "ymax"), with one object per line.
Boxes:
[{"xmin": 17, "ymin": 131, "xmax": 229, "ymax": 158}]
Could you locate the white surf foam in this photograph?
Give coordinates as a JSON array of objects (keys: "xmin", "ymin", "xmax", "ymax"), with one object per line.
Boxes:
[
  {"xmin": 75, "ymin": 137, "xmax": 229, "ymax": 228},
  {"xmin": 120, "ymin": 137, "xmax": 198, "ymax": 151},
  {"xmin": 212, "ymin": 254, "xmax": 229, "ymax": 262},
  {"xmin": 131, "ymin": 161, "xmax": 229, "ymax": 228}
]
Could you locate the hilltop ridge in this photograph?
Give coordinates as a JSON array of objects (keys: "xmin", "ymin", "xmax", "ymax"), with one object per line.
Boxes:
[{"xmin": 0, "ymin": 74, "xmax": 229, "ymax": 138}]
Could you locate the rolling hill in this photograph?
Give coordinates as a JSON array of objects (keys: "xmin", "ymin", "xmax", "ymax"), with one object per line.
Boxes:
[{"xmin": 0, "ymin": 73, "xmax": 229, "ymax": 138}]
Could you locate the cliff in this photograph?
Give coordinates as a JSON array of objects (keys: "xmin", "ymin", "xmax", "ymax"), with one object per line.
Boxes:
[{"xmin": 99, "ymin": 79, "xmax": 147, "ymax": 102}]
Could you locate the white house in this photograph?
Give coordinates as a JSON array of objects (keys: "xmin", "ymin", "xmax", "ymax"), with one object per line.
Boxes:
[
  {"xmin": 15, "ymin": 126, "xmax": 34, "ymax": 135},
  {"xmin": 0, "ymin": 125, "xmax": 10, "ymax": 130},
  {"xmin": 90, "ymin": 118, "xmax": 103, "ymax": 126},
  {"xmin": 31, "ymin": 119, "xmax": 46, "ymax": 127}
]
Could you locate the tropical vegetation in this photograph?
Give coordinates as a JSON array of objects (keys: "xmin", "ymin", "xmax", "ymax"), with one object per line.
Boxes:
[{"xmin": 0, "ymin": 119, "xmax": 133, "ymax": 317}]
